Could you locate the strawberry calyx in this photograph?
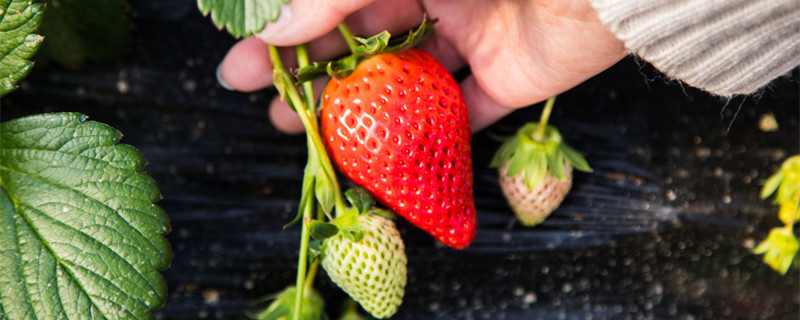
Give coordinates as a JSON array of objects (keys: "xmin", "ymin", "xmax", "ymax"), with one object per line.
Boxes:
[
  {"xmin": 296, "ymin": 16, "xmax": 434, "ymax": 82},
  {"xmin": 490, "ymin": 99, "xmax": 591, "ymax": 190},
  {"xmin": 330, "ymin": 187, "xmax": 397, "ymax": 242}
]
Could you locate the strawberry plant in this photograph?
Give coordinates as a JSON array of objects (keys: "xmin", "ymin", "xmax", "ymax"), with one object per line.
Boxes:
[{"xmin": 199, "ymin": 0, "xmax": 479, "ymax": 315}]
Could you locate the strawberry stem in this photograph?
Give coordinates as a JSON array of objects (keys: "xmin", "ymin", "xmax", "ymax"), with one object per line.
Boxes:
[
  {"xmin": 293, "ymin": 208, "xmax": 313, "ymax": 320},
  {"xmin": 296, "ymin": 44, "xmax": 316, "ymax": 109},
  {"xmin": 269, "ymin": 44, "xmax": 349, "ymax": 320},
  {"xmin": 338, "ymin": 22, "xmax": 358, "ymax": 54},
  {"xmin": 533, "ymin": 96, "xmax": 556, "ymax": 143}
]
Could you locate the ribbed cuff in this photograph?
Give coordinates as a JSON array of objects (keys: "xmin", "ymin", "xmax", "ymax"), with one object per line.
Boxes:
[{"xmin": 589, "ymin": 0, "xmax": 800, "ymax": 96}]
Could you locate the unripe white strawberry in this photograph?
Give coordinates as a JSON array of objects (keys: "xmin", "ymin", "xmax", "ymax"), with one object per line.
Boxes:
[
  {"xmin": 491, "ymin": 122, "xmax": 590, "ymax": 226},
  {"xmin": 321, "ymin": 212, "xmax": 407, "ymax": 319},
  {"xmin": 498, "ymin": 160, "xmax": 573, "ymax": 226}
]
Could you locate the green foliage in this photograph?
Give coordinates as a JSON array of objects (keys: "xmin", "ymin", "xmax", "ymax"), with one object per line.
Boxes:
[
  {"xmin": 39, "ymin": 0, "xmax": 132, "ymax": 69},
  {"xmin": 490, "ymin": 122, "xmax": 591, "ymax": 190},
  {"xmin": 345, "ymin": 187, "xmax": 375, "ymax": 215},
  {"xmin": 0, "ymin": 0, "xmax": 45, "ymax": 97},
  {"xmin": 198, "ymin": 0, "xmax": 290, "ymax": 38},
  {"xmin": 249, "ymin": 286, "xmax": 326, "ymax": 320},
  {"xmin": 308, "ymin": 220, "xmax": 338, "ymax": 241},
  {"xmin": 0, "ymin": 113, "xmax": 171, "ymax": 319}
]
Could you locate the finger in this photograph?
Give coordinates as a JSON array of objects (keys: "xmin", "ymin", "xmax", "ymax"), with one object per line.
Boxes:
[
  {"xmin": 258, "ymin": 0, "xmax": 422, "ymax": 46},
  {"xmin": 459, "ymin": 76, "xmax": 522, "ymax": 133},
  {"xmin": 219, "ymin": 1, "xmax": 426, "ymax": 92},
  {"xmin": 417, "ymin": 32, "xmax": 467, "ymax": 74},
  {"xmin": 217, "ymin": 37, "xmax": 273, "ymax": 92},
  {"xmin": 269, "ymin": 77, "xmax": 329, "ymax": 134}
]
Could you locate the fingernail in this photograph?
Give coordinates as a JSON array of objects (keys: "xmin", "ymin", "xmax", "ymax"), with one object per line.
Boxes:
[
  {"xmin": 257, "ymin": 4, "xmax": 292, "ymax": 41},
  {"xmin": 216, "ymin": 63, "xmax": 233, "ymax": 91}
]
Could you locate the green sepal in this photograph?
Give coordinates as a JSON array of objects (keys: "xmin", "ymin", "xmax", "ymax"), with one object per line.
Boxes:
[
  {"xmin": 546, "ymin": 145, "xmax": 566, "ymax": 181},
  {"xmin": 248, "ymin": 286, "xmax": 327, "ymax": 320},
  {"xmin": 295, "ymin": 16, "xmax": 435, "ymax": 83},
  {"xmin": 345, "ymin": 187, "xmax": 375, "ymax": 215},
  {"xmin": 381, "ymin": 15, "xmax": 435, "ymax": 54},
  {"xmin": 332, "ymin": 209, "xmax": 364, "ymax": 242},
  {"xmin": 368, "ymin": 208, "xmax": 396, "ymax": 220},
  {"xmin": 354, "ymin": 31, "xmax": 390, "ymax": 57},
  {"xmin": 489, "ymin": 134, "xmax": 520, "ymax": 168},
  {"xmin": 326, "ymin": 55, "xmax": 359, "ymax": 80},
  {"xmin": 297, "ymin": 62, "xmax": 328, "ymax": 83},
  {"xmin": 561, "ymin": 142, "xmax": 592, "ymax": 173},
  {"xmin": 491, "ymin": 122, "xmax": 591, "ymax": 190},
  {"xmin": 307, "ymin": 219, "xmax": 339, "ymax": 241},
  {"xmin": 308, "ymin": 239, "xmax": 323, "ymax": 262},
  {"xmin": 505, "ymin": 141, "xmax": 533, "ymax": 177},
  {"xmin": 524, "ymin": 152, "xmax": 547, "ymax": 190}
]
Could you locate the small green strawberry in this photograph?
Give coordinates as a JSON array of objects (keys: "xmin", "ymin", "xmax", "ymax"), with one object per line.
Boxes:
[
  {"xmin": 321, "ymin": 190, "xmax": 407, "ymax": 319},
  {"xmin": 490, "ymin": 99, "xmax": 591, "ymax": 226}
]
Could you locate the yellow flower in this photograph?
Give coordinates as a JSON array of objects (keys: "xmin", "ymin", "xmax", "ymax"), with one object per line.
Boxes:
[
  {"xmin": 778, "ymin": 193, "xmax": 800, "ymax": 225},
  {"xmin": 752, "ymin": 227, "xmax": 799, "ymax": 275}
]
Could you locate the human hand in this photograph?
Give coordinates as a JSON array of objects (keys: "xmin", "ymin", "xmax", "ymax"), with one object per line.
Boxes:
[{"xmin": 216, "ymin": 0, "xmax": 626, "ymax": 134}]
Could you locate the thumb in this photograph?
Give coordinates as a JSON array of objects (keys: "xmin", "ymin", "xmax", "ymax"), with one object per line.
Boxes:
[{"xmin": 257, "ymin": 0, "xmax": 376, "ymax": 46}]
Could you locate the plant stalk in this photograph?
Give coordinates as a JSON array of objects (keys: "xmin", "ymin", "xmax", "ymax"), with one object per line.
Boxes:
[
  {"xmin": 296, "ymin": 44, "xmax": 316, "ymax": 111},
  {"xmin": 269, "ymin": 44, "xmax": 350, "ymax": 320},
  {"xmin": 533, "ymin": 96, "xmax": 556, "ymax": 143},
  {"xmin": 338, "ymin": 22, "xmax": 359, "ymax": 54}
]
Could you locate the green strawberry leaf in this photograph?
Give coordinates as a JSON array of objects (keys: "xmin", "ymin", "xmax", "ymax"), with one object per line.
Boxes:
[
  {"xmin": 198, "ymin": 0, "xmax": 290, "ymax": 39},
  {"xmin": 307, "ymin": 220, "xmax": 338, "ymax": 241},
  {"xmin": 0, "ymin": 112, "xmax": 171, "ymax": 319},
  {"xmin": 39, "ymin": 0, "xmax": 131, "ymax": 69},
  {"xmin": 0, "ymin": 0, "xmax": 45, "ymax": 97},
  {"xmin": 345, "ymin": 187, "xmax": 375, "ymax": 215}
]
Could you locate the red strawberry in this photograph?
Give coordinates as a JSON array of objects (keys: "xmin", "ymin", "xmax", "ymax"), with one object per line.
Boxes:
[{"xmin": 320, "ymin": 48, "xmax": 476, "ymax": 249}]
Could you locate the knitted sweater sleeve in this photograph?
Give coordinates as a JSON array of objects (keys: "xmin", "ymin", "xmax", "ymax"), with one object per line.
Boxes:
[{"xmin": 588, "ymin": 0, "xmax": 800, "ymax": 96}]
